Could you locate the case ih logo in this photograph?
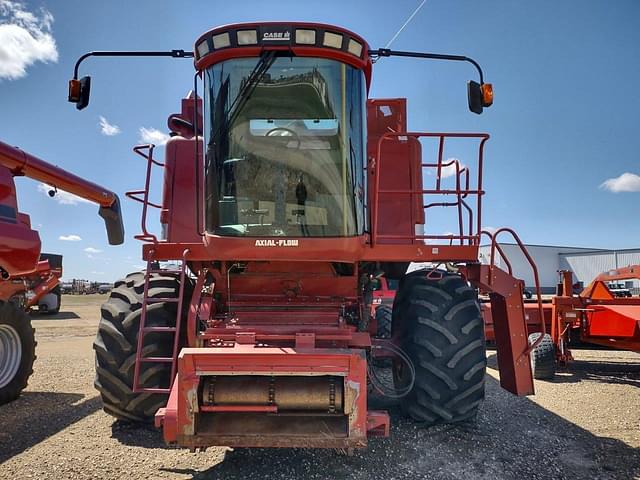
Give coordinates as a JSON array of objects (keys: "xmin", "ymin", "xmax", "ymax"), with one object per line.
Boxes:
[
  {"xmin": 255, "ymin": 239, "xmax": 299, "ymax": 247},
  {"xmin": 262, "ymin": 31, "xmax": 290, "ymax": 41}
]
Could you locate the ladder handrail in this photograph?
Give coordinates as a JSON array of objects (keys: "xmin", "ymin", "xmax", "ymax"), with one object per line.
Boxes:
[
  {"xmin": 125, "ymin": 144, "xmax": 163, "ymax": 244},
  {"xmin": 482, "ymin": 227, "xmax": 546, "ymax": 355},
  {"xmin": 132, "ymin": 248, "xmax": 190, "ymax": 394}
]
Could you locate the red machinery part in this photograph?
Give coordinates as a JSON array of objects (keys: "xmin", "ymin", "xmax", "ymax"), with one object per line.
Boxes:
[
  {"xmin": 0, "ymin": 140, "xmax": 125, "ymax": 249},
  {"xmin": 155, "ymin": 345, "xmax": 388, "ymax": 449},
  {"xmin": 586, "ymin": 305, "xmax": 640, "ymax": 340},
  {"xmin": 485, "ymin": 269, "xmax": 640, "ymax": 365},
  {"xmin": 0, "ymin": 140, "xmax": 116, "ymax": 207}
]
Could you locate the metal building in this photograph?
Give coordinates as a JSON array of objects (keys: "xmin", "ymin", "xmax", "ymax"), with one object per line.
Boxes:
[{"xmin": 478, "ymin": 244, "xmax": 640, "ymax": 294}]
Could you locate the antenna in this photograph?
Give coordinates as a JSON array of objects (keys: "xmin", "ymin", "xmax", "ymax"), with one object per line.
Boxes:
[{"xmin": 384, "ymin": 0, "xmax": 428, "ymax": 49}]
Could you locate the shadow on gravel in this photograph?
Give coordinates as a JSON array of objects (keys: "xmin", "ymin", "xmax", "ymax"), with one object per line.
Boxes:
[
  {"xmin": 30, "ymin": 311, "xmax": 81, "ymax": 320},
  {"xmin": 487, "ymin": 352, "xmax": 640, "ymax": 387},
  {"xmin": 0, "ymin": 392, "xmax": 100, "ymax": 463},
  {"xmin": 553, "ymin": 360, "xmax": 640, "ymax": 387},
  {"xmin": 110, "ymin": 420, "xmax": 174, "ymax": 448},
  {"xmin": 153, "ymin": 376, "xmax": 640, "ymax": 480}
]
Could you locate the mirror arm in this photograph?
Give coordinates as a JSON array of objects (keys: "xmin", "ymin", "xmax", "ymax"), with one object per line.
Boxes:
[
  {"xmin": 72, "ymin": 49, "xmax": 194, "ymax": 79},
  {"xmin": 368, "ymin": 48, "xmax": 484, "ymax": 84}
]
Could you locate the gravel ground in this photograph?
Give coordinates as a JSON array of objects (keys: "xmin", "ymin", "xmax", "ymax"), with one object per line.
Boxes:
[{"xmin": 0, "ymin": 295, "xmax": 639, "ymax": 479}]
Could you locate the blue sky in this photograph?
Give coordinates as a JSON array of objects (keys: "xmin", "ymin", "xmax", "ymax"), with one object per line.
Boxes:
[{"xmin": 1, "ymin": 0, "xmax": 639, "ymax": 281}]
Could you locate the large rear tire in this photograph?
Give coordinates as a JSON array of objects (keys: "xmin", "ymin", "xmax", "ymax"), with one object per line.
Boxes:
[
  {"xmin": 93, "ymin": 272, "xmax": 188, "ymax": 423},
  {"xmin": 0, "ymin": 301, "xmax": 36, "ymax": 405},
  {"xmin": 392, "ymin": 270, "xmax": 486, "ymax": 426}
]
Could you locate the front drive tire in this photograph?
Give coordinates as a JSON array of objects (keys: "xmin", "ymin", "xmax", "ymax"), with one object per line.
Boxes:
[
  {"xmin": 93, "ymin": 272, "xmax": 187, "ymax": 423},
  {"xmin": 0, "ymin": 301, "xmax": 36, "ymax": 405},
  {"xmin": 393, "ymin": 271, "xmax": 486, "ymax": 426},
  {"xmin": 375, "ymin": 304, "xmax": 392, "ymax": 339}
]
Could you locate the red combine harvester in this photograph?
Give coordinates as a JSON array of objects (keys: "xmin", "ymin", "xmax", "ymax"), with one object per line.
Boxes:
[
  {"xmin": 483, "ymin": 250, "xmax": 640, "ymax": 379},
  {"xmin": 0, "ymin": 140, "xmax": 124, "ymax": 404},
  {"xmin": 68, "ymin": 22, "xmax": 544, "ymax": 450}
]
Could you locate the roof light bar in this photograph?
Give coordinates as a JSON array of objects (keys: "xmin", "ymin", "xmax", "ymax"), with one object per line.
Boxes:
[
  {"xmin": 323, "ymin": 31, "xmax": 343, "ymax": 49},
  {"xmin": 196, "ymin": 40, "xmax": 210, "ymax": 58},
  {"xmin": 347, "ymin": 39, "xmax": 363, "ymax": 57},
  {"xmin": 212, "ymin": 32, "xmax": 230, "ymax": 49},
  {"xmin": 195, "ymin": 25, "xmax": 367, "ymax": 61},
  {"xmin": 295, "ymin": 29, "xmax": 316, "ymax": 45},
  {"xmin": 237, "ymin": 30, "xmax": 258, "ymax": 45}
]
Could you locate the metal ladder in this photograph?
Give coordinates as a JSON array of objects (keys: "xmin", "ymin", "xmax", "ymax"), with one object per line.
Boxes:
[{"xmin": 132, "ymin": 250, "xmax": 189, "ymax": 394}]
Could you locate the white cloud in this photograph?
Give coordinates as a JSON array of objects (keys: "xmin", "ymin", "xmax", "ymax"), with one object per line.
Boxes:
[
  {"xmin": 91, "ymin": 271, "xmax": 105, "ymax": 275},
  {"xmin": 0, "ymin": 0, "xmax": 58, "ymax": 80},
  {"xmin": 436, "ymin": 158, "xmax": 466, "ymax": 179},
  {"xmin": 600, "ymin": 172, "xmax": 640, "ymax": 193},
  {"xmin": 84, "ymin": 247, "xmax": 102, "ymax": 254},
  {"xmin": 59, "ymin": 234, "xmax": 82, "ymax": 241},
  {"xmin": 99, "ymin": 116, "xmax": 121, "ymax": 136},
  {"xmin": 37, "ymin": 182, "xmax": 93, "ymax": 205},
  {"xmin": 139, "ymin": 127, "xmax": 169, "ymax": 146}
]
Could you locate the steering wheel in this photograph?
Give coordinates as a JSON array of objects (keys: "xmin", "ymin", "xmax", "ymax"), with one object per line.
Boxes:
[{"xmin": 266, "ymin": 127, "xmax": 301, "ymax": 149}]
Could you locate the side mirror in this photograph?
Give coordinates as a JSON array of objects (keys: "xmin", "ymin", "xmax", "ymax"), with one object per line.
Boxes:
[
  {"xmin": 68, "ymin": 76, "xmax": 91, "ymax": 110},
  {"xmin": 467, "ymin": 80, "xmax": 493, "ymax": 114}
]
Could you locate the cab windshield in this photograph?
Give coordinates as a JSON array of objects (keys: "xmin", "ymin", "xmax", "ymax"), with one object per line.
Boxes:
[{"xmin": 203, "ymin": 55, "xmax": 366, "ymax": 237}]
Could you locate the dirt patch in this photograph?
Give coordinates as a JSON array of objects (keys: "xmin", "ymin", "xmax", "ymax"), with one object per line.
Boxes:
[{"xmin": 1, "ymin": 296, "xmax": 639, "ymax": 479}]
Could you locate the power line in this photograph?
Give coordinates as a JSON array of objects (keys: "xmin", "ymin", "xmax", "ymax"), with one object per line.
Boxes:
[{"xmin": 384, "ymin": 0, "xmax": 428, "ymax": 49}]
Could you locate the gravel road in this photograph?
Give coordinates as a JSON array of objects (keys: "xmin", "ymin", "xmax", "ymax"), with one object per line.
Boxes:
[{"xmin": 0, "ymin": 295, "xmax": 639, "ymax": 479}]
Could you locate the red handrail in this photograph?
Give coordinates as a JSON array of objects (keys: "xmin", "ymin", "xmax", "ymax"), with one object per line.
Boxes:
[
  {"xmin": 125, "ymin": 144, "xmax": 164, "ymax": 243},
  {"xmin": 372, "ymin": 132, "xmax": 488, "ymax": 247},
  {"xmin": 482, "ymin": 227, "xmax": 546, "ymax": 355}
]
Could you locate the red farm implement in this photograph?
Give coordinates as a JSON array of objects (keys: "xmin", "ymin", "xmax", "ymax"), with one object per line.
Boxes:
[
  {"xmin": 68, "ymin": 21, "xmax": 540, "ymax": 451},
  {"xmin": 483, "ymin": 263, "xmax": 640, "ymax": 379},
  {"xmin": 0, "ymin": 252, "xmax": 63, "ymax": 314},
  {"xmin": 0, "ymin": 140, "xmax": 123, "ymax": 404}
]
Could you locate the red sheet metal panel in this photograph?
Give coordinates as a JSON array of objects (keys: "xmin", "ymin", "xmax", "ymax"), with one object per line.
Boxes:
[
  {"xmin": 465, "ymin": 263, "xmax": 534, "ymax": 396},
  {"xmin": 586, "ymin": 305, "xmax": 640, "ymax": 338}
]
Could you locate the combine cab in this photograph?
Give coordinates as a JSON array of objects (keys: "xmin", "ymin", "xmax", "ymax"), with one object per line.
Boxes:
[{"xmin": 69, "ymin": 22, "xmax": 540, "ymax": 450}]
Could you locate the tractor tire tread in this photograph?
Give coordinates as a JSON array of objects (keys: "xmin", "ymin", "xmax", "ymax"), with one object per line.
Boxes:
[
  {"xmin": 393, "ymin": 271, "xmax": 486, "ymax": 426},
  {"xmin": 528, "ymin": 332, "xmax": 556, "ymax": 380},
  {"xmin": 93, "ymin": 272, "xmax": 187, "ymax": 423},
  {"xmin": 0, "ymin": 302, "xmax": 36, "ymax": 405}
]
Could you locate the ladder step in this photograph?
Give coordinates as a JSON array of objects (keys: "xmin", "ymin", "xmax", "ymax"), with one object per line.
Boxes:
[
  {"xmin": 140, "ymin": 357, "xmax": 174, "ymax": 363},
  {"xmin": 137, "ymin": 387, "xmax": 170, "ymax": 394},
  {"xmin": 142, "ymin": 326, "xmax": 177, "ymax": 333},
  {"xmin": 147, "ymin": 269, "xmax": 183, "ymax": 274},
  {"xmin": 146, "ymin": 298, "xmax": 180, "ymax": 303}
]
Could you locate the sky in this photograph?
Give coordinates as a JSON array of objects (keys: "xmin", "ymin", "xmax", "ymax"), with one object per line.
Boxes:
[{"xmin": 1, "ymin": 0, "xmax": 639, "ymax": 282}]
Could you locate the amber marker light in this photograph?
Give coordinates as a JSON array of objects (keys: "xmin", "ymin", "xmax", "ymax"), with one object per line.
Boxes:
[
  {"xmin": 68, "ymin": 79, "xmax": 81, "ymax": 102},
  {"xmin": 481, "ymin": 83, "xmax": 493, "ymax": 107}
]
